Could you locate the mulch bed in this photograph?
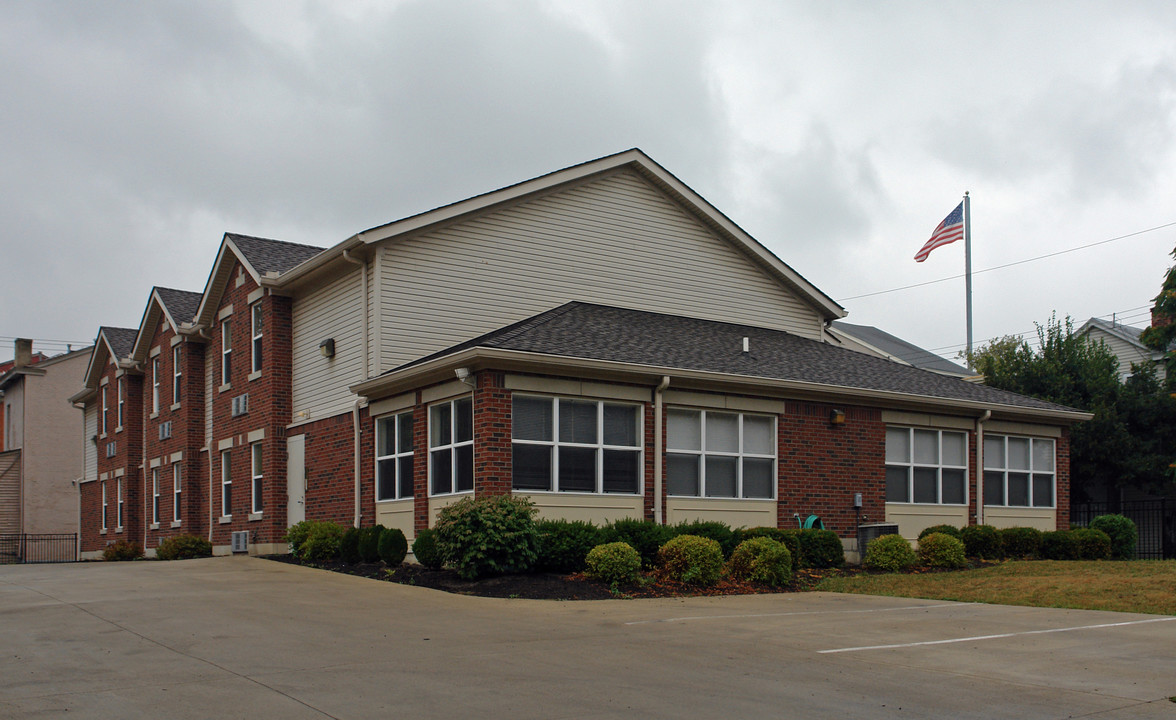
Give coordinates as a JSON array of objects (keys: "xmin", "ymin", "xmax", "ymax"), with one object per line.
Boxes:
[{"xmin": 263, "ymin": 554, "xmax": 863, "ymax": 600}]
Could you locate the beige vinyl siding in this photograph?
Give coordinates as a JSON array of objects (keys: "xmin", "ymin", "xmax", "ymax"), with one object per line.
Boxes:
[
  {"xmin": 1087, "ymin": 330, "xmax": 1160, "ymax": 381},
  {"xmin": 375, "ymin": 169, "xmax": 824, "ymax": 369},
  {"xmin": 291, "ymin": 268, "xmax": 367, "ymax": 424},
  {"xmin": 83, "ymin": 403, "xmax": 97, "ymax": 482}
]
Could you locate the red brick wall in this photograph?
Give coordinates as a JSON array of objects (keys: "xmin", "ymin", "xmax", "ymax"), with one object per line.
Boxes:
[
  {"xmin": 78, "ymin": 480, "xmax": 106, "ymax": 553},
  {"xmin": 291, "ymin": 408, "xmax": 374, "ymax": 528},
  {"xmin": 1056, "ymin": 428, "xmax": 1071, "ymax": 530},
  {"xmin": 95, "ymin": 357, "xmax": 144, "ymax": 546},
  {"xmin": 473, "ymin": 371, "xmax": 510, "ymax": 496}
]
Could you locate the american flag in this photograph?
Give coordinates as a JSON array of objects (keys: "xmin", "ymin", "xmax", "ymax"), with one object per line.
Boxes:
[{"xmin": 914, "ymin": 202, "xmax": 965, "ymax": 262}]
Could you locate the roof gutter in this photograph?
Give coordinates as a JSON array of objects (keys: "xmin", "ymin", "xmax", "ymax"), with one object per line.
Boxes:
[{"xmin": 269, "ymin": 233, "xmax": 366, "ymax": 289}]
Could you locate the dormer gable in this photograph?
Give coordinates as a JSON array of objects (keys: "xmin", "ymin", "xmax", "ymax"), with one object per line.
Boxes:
[{"xmin": 130, "ymin": 287, "xmax": 204, "ymax": 364}]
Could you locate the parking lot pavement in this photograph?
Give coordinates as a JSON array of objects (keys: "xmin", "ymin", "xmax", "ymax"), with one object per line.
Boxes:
[{"xmin": 3, "ymin": 557, "xmax": 1175, "ymax": 719}]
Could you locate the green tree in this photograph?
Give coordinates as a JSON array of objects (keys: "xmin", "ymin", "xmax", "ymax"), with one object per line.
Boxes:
[{"xmin": 1140, "ymin": 245, "xmax": 1176, "ymax": 381}]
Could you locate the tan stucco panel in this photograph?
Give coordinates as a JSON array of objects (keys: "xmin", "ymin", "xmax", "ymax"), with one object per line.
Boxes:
[
  {"xmin": 665, "ymin": 498, "xmax": 776, "ymax": 529},
  {"xmin": 376, "ymin": 498, "xmax": 415, "ymax": 541},
  {"xmin": 983, "ymin": 506, "xmax": 1057, "ymax": 531},
  {"xmin": 885, "ymin": 503, "xmax": 969, "ymax": 541},
  {"xmin": 517, "ymin": 492, "xmax": 643, "ymax": 524}
]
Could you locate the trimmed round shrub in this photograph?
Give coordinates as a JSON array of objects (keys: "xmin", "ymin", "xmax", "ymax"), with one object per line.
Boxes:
[
  {"xmin": 1041, "ymin": 530, "xmax": 1079, "ymax": 560},
  {"xmin": 736, "ymin": 527, "xmax": 802, "ymax": 570},
  {"xmin": 285, "ymin": 520, "xmax": 345, "ymax": 558},
  {"xmin": 918, "ymin": 524, "xmax": 962, "ymax": 541},
  {"xmin": 103, "ymin": 540, "xmax": 144, "ymax": 562},
  {"xmin": 918, "ymin": 532, "xmax": 967, "ymax": 568},
  {"xmin": 863, "ymin": 534, "xmax": 916, "ymax": 572},
  {"xmin": 960, "ymin": 524, "xmax": 1003, "ymax": 560},
  {"xmin": 536, "ymin": 519, "xmax": 603, "ymax": 573},
  {"xmin": 584, "ymin": 542, "xmax": 641, "ymax": 585},
  {"xmin": 999, "ymin": 526, "xmax": 1043, "ymax": 559},
  {"xmin": 726, "ymin": 537, "xmax": 792, "ymax": 587},
  {"xmin": 798, "ymin": 529, "xmax": 844, "ymax": 568},
  {"xmin": 300, "ymin": 522, "xmax": 346, "ymax": 563},
  {"xmin": 657, "ymin": 534, "xmax": 724, "ymax": 586},
  {"xmin": 434, "ymin": 495, "xmax": 539, "ymax": 580},
  {"xmin": 339, "ymin": 526, "xmax": 363, "ymax": 564},
  {"xmin": 1072, "ymin": 528, "xmax": 1112, "ymax": 560},
  {"xmin": 673, "ymin": 520, "xmax": 736, "ymax": 557},
  {"xmin": 600, "ymin": 519, "xmax": 676, "ymax": 569},
  {"xmin": 378, "ymin": 527, "xmax": 408, "ymax": 566},
  {"xmin": 1089, "ymin": 514, "xmax": 1137, "ymax": 560},
  {"xmin": 156, "ymin": 534, "xmax": 212, "ymax": 561},
  {"xmin": 412, "ymin": 528, "xmax": 443, "ymax": 569},
  {"xmin": 358, "ymin": 524, "xmax": 386, "ymax": 564}
]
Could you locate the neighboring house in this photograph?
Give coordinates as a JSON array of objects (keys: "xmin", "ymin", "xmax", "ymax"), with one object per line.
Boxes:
[
  {"xmin": 74, "ymin": 149, "xmax": 1090, "ymax": 559},
  {"xmin": 0, "ymin": 339, "xmax": 92, "ymax": 537},
  {"xmin": 828, "ymin": 321, "xmax": 973, "ymax": 378},
  {"xmin": 1077, "ymin": 317, "xmax": 1166, "ymax": 382}
]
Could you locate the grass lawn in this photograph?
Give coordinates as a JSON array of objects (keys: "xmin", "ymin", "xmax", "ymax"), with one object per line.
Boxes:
[{"xmin": 816, "ymin": 560, "xmax": 1176, "ymax": 615}]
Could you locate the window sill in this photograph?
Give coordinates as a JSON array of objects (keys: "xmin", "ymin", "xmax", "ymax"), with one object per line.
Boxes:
[
  {"xmin": 664, "ymin": 495, "xmax": 776, "ymax": 501},
  {"xmin": 170, "ymin": 402, "xmax": 181, "ymax": 412},
  {"xmin": 99, "ymin": 529, "xmax": 107, "ymax": 535},
  {"xmin": 376, "ymin": 497, "xmax": 415, "ymax": 504},
  {"xmin": 218, "ymin": 383, "xmax": 231, "ymax": 394},
  {"xmin": 149, "ymin": 412, "xmax": 159, "ymax": 420},
  {"xmin": 218, "ymin": 516, "xmax": 232, "ymax": 524},
  {"xmin": 149, "ymin": 523, "xmax": 159, "ymax": 530},
  {"xmin": 170, "ymin": 520, "xmax": 182, "ymax": 528},
  {"xmin": 516, "ymin": 489, "xmax": 645, "ymax": 497},
  {"xmin": 115, "ymin": 426, "xmax": 124, "ymax": 434},
  {"xmin": 428, "ymin": 490, "xmax": 474, "ymax": 499},
  {"xmin": 98, "ymin": 433, "xmax": 107, "ymax": 441},
  {"xmin": 248, "ymin": 370, "xmax": 263, "ymax": 382},
  {"xmin": 115, "ymin": 526, "xmax": 124, "ymax": 533},
  {"xmin": 248, "ymin": 512, "xmax": 263, "ymax": 521},
  {"xmin": 883, "ymin": 501, "xmax": 970, "ymax": 507}
]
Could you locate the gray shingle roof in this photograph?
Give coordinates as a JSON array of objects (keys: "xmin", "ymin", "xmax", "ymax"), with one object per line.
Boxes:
[
  {"xmin": 100, "ymin": 327, "xmax": 138, "ymax": 359},
  {"xmin": 227, "ymin": 233, "xmax": 325, "ymax": 277},
  {"xmin": 832, "ymin": 321, "xmax": 971, "ymax": 376},
  {"xmin": 402, "ymin": 302, "xmax": 1079, "ymax": 414},
  {"xmin": 155, "ymin": 287, "xmax": 202, "ymax": 324}
]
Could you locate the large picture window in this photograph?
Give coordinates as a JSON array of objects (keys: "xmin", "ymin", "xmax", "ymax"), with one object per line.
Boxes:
[
  {"xmin": 666, "ymin": 409, "xmax": 775, "ymax": 499},
  {"xmin": 512, "ymin": 396, "xmax": 642, "ymax": 494},
  {"xmin": 885, "ymin": 427, "xmax": 968, "ymax": 504},
  {"xmin": 984, "ymin": 435, "xmax": 1055, "ymax": 508},
  {"xmin": 430, "ymin": 397, "xmax": 472, "ymax": 495},
  {"xmin": 376, "ymin": 411, "xmax": 414, "ymax": 501}
]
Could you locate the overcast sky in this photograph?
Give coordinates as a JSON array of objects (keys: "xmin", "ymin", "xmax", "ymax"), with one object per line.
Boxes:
[{"xmin": 3, "ymin": 1, "xmax": 1175, "ymax": 367}]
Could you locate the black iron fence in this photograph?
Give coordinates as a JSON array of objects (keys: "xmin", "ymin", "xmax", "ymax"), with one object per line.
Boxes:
[
  {"xmin": 0, "ymin": 534, "xmax": 78, "ymax": 564},
  {"xmin": 1070, "ymin": 500, "xmax": 1174, "ymax": 560}
]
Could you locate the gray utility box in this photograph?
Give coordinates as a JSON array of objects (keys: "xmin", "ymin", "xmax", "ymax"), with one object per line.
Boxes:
[{"xmin": 857, "ymin": 523, "xmax": 901, "ymax": 555}]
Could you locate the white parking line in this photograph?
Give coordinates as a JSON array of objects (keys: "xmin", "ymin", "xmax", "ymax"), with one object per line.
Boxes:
[
  {"xmin": 624, "ymin": 602, "xmax": 972, "ymax": 626},
  {"xmin": 818, "ymin": 616, "xmax": 1176, "ymax": 654}
]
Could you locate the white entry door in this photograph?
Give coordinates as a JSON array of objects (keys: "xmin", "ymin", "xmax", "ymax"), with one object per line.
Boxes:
[{"xmin": 286, "ymin": 435, "xmax": 306, "ymax": 526}]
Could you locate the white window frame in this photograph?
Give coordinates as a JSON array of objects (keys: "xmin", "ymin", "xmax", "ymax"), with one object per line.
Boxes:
[
  {"xmin": 151, "ymin": 358, "xmax": 160, "ymax": 414},
  {"xmin": 428, "ymin": 397, "xmax": 473, "ymax": 496},
  {"xmin": 116, "ymin": 478, "xmax": 124, "ymax": 529},
  {"xmin": 666, "ymin": 409, "xmax": 777, "ymax": 499},
  {"xmin": 983, "ymin": 435, "xmax": 1056, "ymax": 508},
  {"xmin": 250, "ymin": 442, "xmax": 264, "ymax": 514},
  {"xmin": 885, "ymin": 427, "xmax": 969, "ymax": 505},
  {"xmin": 221, "ymin": 319, "xmax": 232, "ymax": 386},
  {"xmin": 151, "ymin": 468, "xmax": 160, "ymax": 525},
  {"xmin": 376, "ymin": 411, "xmax": 414, "ymax": 501},
  {"xmin": 116, "ymin": 377, "xmax": 125, "ymax": 430},
  {"xmin": 172, "ymin": 346, "xmax": 182, "ymax": 406},
  {"xmin": 101, "ymin": 481, "xmax": 108, "ymax": 531},
  {"xmin": 251, "ymin": 302, "xmax": 263, "ymax": 374},
  {"xmin": 221, "ymin": 450, "xmax": 232, "ymax": 518},
  {"xmin": 101, "ymin": 387, "xmax": 108, "ymax": 435},
  {"xmin": 173, "ymin": 462, "xmax": 182, "ymax": 523},
  {"xmin": 510, "ymin": 395, "xmax": 644, "ymax": 495}
]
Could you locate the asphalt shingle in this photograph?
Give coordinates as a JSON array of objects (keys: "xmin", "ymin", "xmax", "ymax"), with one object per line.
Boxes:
[
  {"xmin": 155, "ymin": 287, "xmax": 203, "ymax": 325},
  {"xmin": 227, "ymin": 233, "xmax": 325, "ymax": 277}
]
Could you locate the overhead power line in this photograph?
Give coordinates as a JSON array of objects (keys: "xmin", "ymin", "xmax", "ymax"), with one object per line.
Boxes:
[{"xmin": 837, "ymin": 220, "xmax": 1176, "ymax": 302}]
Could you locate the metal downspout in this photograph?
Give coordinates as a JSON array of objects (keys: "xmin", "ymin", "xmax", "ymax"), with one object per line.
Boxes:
[
  {"xmin": 976, "ymin": 410, "xmax": 992, "ymax": 525},
  {"xmin": 342, "ymin": 249, "xmax": 368, "ymax": 529},
  {"xmin": 653, "ymin": 376, "xmax": 670, "ymax": 524}
]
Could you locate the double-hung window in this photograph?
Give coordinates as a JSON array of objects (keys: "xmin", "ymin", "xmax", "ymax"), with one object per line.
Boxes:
[
  {"xmin": 116, "ymin": 377, "xmax": 125, "ymax": 430},
  {"xmin": 151, "ymin": 468, "xmax": 160, "ymax": 525},
  {"xmin": 666, "ymin": 410, "xmax": 775, "ymax": 498},
  {"xmin": 221, "ymin": 319, "xmax": 232, "ymax": 385},
  {"xmin": 221, "ymin": 450, "xmax": 232, "ymax": 517},
  {"xmin": 101, "ymin": 387, "xmax": 108, "ymax": 435},
  {"xmin": 512, "ymin": 396, "xmax": 642, "ymax": 494},
  {"xmin": 172, "ymin": 346, "xmax": 182, "ymax": 405},
  {"xmin": 173, "ymin": 463, "xmax": 182, "ymax": 523},
  {"xmin": 151, "ymin": 358, "xmax": 161, "ymax": 414},
  {"xmin": 984, "ymin": 435, "xmax": 1055, "ymax": 507},
  {"xmin": 376, "ymin": 411, "xmax": 414, "ymax": 501},
  {"xmin": 251, "ymin": 443, "xmax": 264, "ymax": 513},
  {"xmin": 885, "ymin": 427, "xmax": 967, "ymax": 504},
  {"xmin": 101, "ymin": 481, "xmax": 108, "ymax": 531},
  {"xmin": 116, "ymin": 478, "xmax": 124, "ymax": 529},
  {"xmin": 251, "ymin": 302, "xmax": 263, "ymax": 374},
  {"xmin": 429, "ymin": 397, "xmax": 473, "ymax": 495}
]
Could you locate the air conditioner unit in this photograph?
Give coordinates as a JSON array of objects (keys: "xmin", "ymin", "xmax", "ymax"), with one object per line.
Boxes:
[
  {"xmin": 231, "ymin": 531, "xmax": 249, "ymax": 553},
  {"xmin": 231, "ymin": 394, "xmax": 250, "ymax": 418},
  {"xmin": 857, "ymin": 522, "xmax": 901, "ymax": 553}
]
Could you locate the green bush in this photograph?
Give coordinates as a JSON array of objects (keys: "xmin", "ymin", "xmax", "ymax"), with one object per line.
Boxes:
[
  {"xmin": 657, "ymin": 534, "xmax": 724, "ymax": 586},
  {"xmin": 378, "ymin": 527, "xmax": 408, "ymax": 565},
  {"xmin": 584, "ymin": 542, "xmax": 641, "ymax": 586},
  {"xmin": 726, "ymin": 537, "xmax": 792, "ymax": 587},
  {"xmin": 299, "ymin": 521, "xmax": 346, "ymax": 563},
  {"xmin": 156, "ymin": 534, "xmax": 212, "ymax": 561},
  {"xmin": 735, "ymin": 527, "xmax": 801, "ymax": 570},
  {"xmin": 600, "ymin": 519, "xmax": 676, "ymax": 569},
  {"xmin": 863, "ymin": 534, "xmax": 916, "ymax": 572},
  {"xmin": 339, "ymin": 526, "xmax": 362, "ymax": 564},
  {"xmin": 1089, "ymin": 514, "xmax": 1137, "ymax": 560},
  {"xmin": 918, "ymin": 524, "xmax": 962, "ymax": 541},
  {"xmin": 1072, "ymin": 528, "xmax": 1112, "ymax": 560},
  {"xmin": 918, "ymin": 532, "xmax": 967, "ymax": 568},
  {"xmin": 434, "ymin": 495, "xmax": 539, "ymax": 580},
  {"xmin": 536, "ymin": 519, "xmax": 603, "ymax": 573},
  {"xmin": 285, "ymin": 520, "xmax": 346, "ymax": 558},
  {"xmin": 103, "ymin": 540, "xmax": 144, "ymax": 562},
  {"xmin": 960, "ymin": 524, "xmax": 1003, "ymax": 559},
  {"xmin": 1041, "ymin": 530, "xmax": 1079, "ymax": 560},
  {"xmin": 798, "ymin": 529, "xmax": 844, "ymax": 568},
  {"xmin": 673, "ymin": 520, "xmax": 736, "ymax": 557},
  {"xmin": 412, "ymin": 528, "xmax": 443, "ymax": 569},
  {"xmin": 358, "ymin": 524, "xmax": 386, "ymax": 564},
  {"xmin": 999, "ymin": 526, "xmax": 1043, "ymax": 559}
]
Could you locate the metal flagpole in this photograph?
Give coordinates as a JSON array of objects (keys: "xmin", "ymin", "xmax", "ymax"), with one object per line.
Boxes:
[{"xmin": 964, "ymin": 191, "xmax": 973, "ymax": 368}]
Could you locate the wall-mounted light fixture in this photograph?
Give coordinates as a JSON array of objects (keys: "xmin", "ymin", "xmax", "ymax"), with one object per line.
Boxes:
[
  {"xmin": 830, "ymin": 409, "xmax": 846, "ymax": 426},
  {"xmin": 319, "ymin": 339, "xmax": 335, "ymax": 359},
  {"xmin": 455, "ymin": 367, "xmax": 475, "ymax": 387}
]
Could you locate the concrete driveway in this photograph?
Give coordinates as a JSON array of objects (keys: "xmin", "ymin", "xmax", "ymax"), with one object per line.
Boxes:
[{"xmin": 2, "ymin": 557, "xmax": 1174, "ymax": 719}]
